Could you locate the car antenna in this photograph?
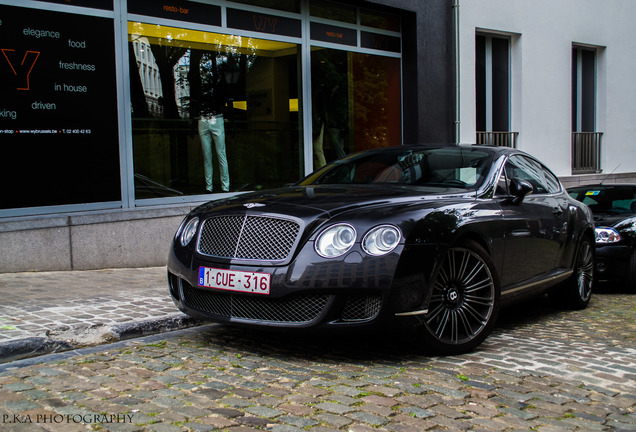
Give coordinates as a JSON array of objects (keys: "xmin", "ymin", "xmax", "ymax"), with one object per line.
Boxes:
[{"xmin": 599, "ymin": 164, "xmax": 621, "ymax": 185}]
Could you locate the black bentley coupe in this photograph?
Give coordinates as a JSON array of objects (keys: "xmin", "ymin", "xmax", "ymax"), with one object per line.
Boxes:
[{"xmin": 168, "ymin": 145, "xmax": 595, "ymax": 354}]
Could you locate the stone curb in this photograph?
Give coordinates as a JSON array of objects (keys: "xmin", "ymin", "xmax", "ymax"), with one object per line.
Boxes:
[{"xmin": 0, "ymin": 314, "xmax": 206, "ymax": 364}]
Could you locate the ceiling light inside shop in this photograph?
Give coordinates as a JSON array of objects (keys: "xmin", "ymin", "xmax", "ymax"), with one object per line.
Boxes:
[{"xmin": 128, "ymin": 22, "xmax": 297, "ymax": 56}]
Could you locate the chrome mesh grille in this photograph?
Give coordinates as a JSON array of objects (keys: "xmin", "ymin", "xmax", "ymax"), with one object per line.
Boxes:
[
  {"xmin": 198, "ymin": 215, "xmax": 300, "ymax": 261},
  {"xmin": 198, "ymin": 216, "xmax": 244, "ymax": 258},
  {"xmin": 341, "ymin": 296, "xmax": 382, "ymax": 321},
  {"xmin": 182, "ymin": 282, "xmax": 329, "ymax": 324}
]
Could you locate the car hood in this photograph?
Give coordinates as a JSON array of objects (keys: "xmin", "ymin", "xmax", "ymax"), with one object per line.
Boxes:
[
  {"xmin": 592, "ymin": 211, "xmax": 636, "ymax": 227},
  {"xmin": 193, "ymin": 184, "xmax": 474, "ymax": 219}
]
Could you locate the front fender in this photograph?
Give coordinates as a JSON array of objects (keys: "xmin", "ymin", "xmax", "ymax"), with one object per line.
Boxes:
[{"xmin": 390, "ymin": 201, "xmax": 505, "ymax": 315}]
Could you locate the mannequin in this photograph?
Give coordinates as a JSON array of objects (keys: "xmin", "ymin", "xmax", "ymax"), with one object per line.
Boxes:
[
  {"xmin": 195, "ymin": 54, "xmax": 231, "ymax": 193},
  {"xmin": 198, "ymin": 112, "xmax": 229, "ymax": 193}
]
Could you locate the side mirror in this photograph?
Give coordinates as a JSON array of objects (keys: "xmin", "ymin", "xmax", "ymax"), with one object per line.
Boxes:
[{"xmin": 509, "ymin": 178, "xmax": 533, "ymax": 205}]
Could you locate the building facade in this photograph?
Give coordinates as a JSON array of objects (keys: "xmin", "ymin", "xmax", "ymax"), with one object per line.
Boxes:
[
  {"xmin": 457, "ymin": 0, "xmax": 636, "ymax": 188},
  {"xmin": 0, "ymin": 0, "xmax": 454, "ymax": 271},
  {"xmin": 1, "ymin": 0, "xmax": 634, "ymax": 272}
]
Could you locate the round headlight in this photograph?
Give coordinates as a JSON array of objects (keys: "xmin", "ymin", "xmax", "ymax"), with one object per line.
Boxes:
[
  {"xmin": 315, "ymin": 224, "xmax": 356, "ymax": 258},
  {"xmin": 362, "ymin": 225, "xmax": 401, "ymax": 256},
  {"xmin": 180, "ymin": 217, "xmax": 199, "ymax": 246},
  {"xmin": 175, "ymin": 216, "xmax": 188, "ymax": 240},
  {"xmin": 595, "ymin": 227, "xmax": 621, "ymax": 244}
]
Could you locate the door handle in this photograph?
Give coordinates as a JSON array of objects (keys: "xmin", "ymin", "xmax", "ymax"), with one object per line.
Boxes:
[
  {"xmin": 552, "ymin": 207, "xmax": 563, "ymax": 217},
  {"xmin": 510, "ymin": 229, "xmax": 531, "ymax": 237}
]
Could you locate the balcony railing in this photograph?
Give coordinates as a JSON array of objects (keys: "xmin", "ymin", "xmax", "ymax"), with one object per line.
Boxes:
[
  {"xmin": 572, "ymin": 132, "xmax": 602, "ymax": 174},
  {"xmin": 476, "ymin": 131, "xmax": 519, "ymax": 148}
]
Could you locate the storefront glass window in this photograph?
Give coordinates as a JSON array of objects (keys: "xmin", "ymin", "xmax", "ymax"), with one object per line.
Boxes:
[
  {"xmin": 310, "ymin": 0, "xmax": 356, "ymax": 24},
  {"xmin": 360, "ymin": 8, "xmax": 400, "ymax": 32},
  {"xmin": 0, "ymin": 4, "xmax": 120, "ymax": 210},
  {"xmin": 128, "ymin": 23, "xmax": 301, "ymax": 198},
  {"xmin": 229, "ymin": 0, "xmax": 299, "ymax": 13},
  {"xmin": 311, "ymin": 48, "xmax": 401, "ymax": 169}
]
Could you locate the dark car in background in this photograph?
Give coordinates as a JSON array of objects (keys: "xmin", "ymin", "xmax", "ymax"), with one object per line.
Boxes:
[
  {"xmin": 168, "ymin": 145, "xmax": 595, "ymax": 354},
  {"xmin": 567, "ymin": 184, "xmax": 636, "ymax": 290}
]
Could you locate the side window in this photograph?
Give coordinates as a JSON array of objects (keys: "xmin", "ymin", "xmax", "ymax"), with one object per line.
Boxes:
[
  {"xmin": 495, "ymin": 168, "xmax": 509, "ymax": 195},
  {"xmin": 541, "ymin": 165, "xmax": 561, "ymax": 194},
  {"xmin": 505, "ymin": 155, "xmax": 550, "ymax": 194}
]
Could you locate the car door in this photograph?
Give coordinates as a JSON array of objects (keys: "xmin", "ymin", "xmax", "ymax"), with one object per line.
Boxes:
[{"xmin": 497, "ymin": 155, "xmax": 566, "ymax": 288}]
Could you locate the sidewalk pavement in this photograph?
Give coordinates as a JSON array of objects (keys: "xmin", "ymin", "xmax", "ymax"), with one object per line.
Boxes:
[{"xmin": 0, "ymin": 267, "xmax": 206, "ymax": 364}]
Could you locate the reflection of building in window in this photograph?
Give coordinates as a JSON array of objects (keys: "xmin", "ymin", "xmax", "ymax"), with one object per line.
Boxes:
[
  {"xmin": 175, "ymin": 55, "xmax": 190, "ymax": 119},
  {"xmin": 132, "ymin": 38, "xmax": 185, "ymax": 118},
  {"xmin": 132, "ymin": 38, "xmax": 192, "ymax": 119},
  {"xmin": 132, "ymin": 38, "xmax": 163, "ymax": 117}
]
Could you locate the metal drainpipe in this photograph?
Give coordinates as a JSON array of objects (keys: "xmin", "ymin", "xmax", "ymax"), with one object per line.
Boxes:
[{"xmin": 453, "ymin": 0, "xmax": 460, "ymax": 144}]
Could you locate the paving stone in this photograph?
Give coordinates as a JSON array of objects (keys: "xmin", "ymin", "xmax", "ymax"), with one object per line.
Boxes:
[
  {"xmin": 315, "ymin": 402, "xmax": 354, "ymax": 415},
  {"xmin": 278, "ymin": 414, "xmax": 319, "ymax": 428},
  {"xmin": 2, "ymin": 400, "xmax": 41, "ymax": 411},
  {"xmin": 2, "ymin": 383, "xmax": 34, "ymax": 392},
  {"xmin": 399, "ymin": 405, "xmax": 434, "ymax": 419},
  {"xmin": 268, "ymin": 425, "xmax": 306, "ymax": 432},
  {"xmin": 314, "ymin": 413, "xmax": 353, "ymax": 428},
  {"xmin": 243, "ymin": 406, "xmax": 282, "ymax": 418},
  {"xmin": 146, "ymin": 423, "xmax": 186, "ymax": 432},
  {"xmin": 326, "ymin": 394, "xmax": 357, "ymax": 406},
  {"xmin": 330, "ymin": 385, "xmax": 362, "ymax": 397},
  {"xmin": 360, "ymin": 394, "xmax": 397, "ymax": 407},
  {"xmin": 0, "ymin": 269, "xmax": 633, "ymax": 431},
  {"xmin": 198, "ymin": 415, "xmax": 238, "ymax": 428},
  {"xmin": 236, "ymin": 415, "xmax": 270, "ymax": 427},
  {"xmin": 210, "ymin": 407, "xmax": 244, "ymax": 418}
]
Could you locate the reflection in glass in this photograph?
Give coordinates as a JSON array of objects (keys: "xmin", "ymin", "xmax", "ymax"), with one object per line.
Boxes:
[
  {"xmin": 230, "ymin": 0, "xmax": 299, "ymax": 13},
  {"xmin": 302, "ymin": 147, "xmax": 491, "ymax": 189},
  {"xmin": 506, "ymin": 155, "xmax": 551, "ymax": 194},
  {"xmin": 128, "ymin": 23, "xmax": 301, "ymax": 198},
  {"xmin": 310, "ymin": 0, "xmax": 356, "ymax": 23},
  {"xmin": 360, "ymin": 8, "xmax": 400, "ymax": 31},
  {"xmin": 311, "ymin": 48, "xmax": 401, "ymax": 169}
]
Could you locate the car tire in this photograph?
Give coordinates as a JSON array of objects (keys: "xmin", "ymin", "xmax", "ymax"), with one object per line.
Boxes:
[
  {"xmin": 416, "ymin": 239, "xmax": 500, "ymax": 355},
  {"xmin": 625, "ymin": 249, "xmax": 636, "ymax": 292},
  {"xmin": 550, "ymin": 236, "xmax": 594, "ymax": 309}
]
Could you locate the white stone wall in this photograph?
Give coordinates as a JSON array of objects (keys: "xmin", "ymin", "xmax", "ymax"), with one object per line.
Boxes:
[{"xmin": 458, "ymin": 0, "xmax": 636, "ymax": 177}]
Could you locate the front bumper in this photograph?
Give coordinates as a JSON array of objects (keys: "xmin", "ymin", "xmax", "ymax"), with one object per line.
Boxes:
[
  {"xmin": 594, "ymin": 244, "xmax": 632, "ymax": 282},
  {"xmin": 167, "ymin": 242, "xmax": 405, "ymax": 329}
]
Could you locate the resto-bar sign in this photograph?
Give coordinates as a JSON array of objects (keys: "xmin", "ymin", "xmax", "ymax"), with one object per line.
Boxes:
[
  {"xmin": 128, "ymin": 0, "xmax": 222, "ymax": 26},
  {"xmin": 310, "ymin": 22, "xmax": 356, "ymax": 46}
]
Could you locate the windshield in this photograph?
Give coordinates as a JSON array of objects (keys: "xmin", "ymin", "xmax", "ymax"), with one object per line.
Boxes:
[
  {"xmin": 568, "ymin": 185, "xmax": 636, "ymax": 213},
  {"xmin": 299, "ymin": 147, "xmax": 493, "ymax": 190}
]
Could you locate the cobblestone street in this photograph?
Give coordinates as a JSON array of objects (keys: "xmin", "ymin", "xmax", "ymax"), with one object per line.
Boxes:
[{"xmin": 0, "ymin": 287, "xmax": 634, "ymax": 431}]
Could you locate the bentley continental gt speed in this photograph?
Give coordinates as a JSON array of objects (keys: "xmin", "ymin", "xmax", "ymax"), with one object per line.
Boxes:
[{"xmin": 168, "ymin": 145, "xmax": 595, "ymax": 354}]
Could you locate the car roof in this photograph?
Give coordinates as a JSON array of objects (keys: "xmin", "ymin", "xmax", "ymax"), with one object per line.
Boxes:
[{"xmin": 396, "ymin": 143, "xmax": 519, "ymax": 155}]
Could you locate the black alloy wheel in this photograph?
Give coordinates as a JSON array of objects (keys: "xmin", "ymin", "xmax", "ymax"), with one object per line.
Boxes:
[
  {"xmin": 419, "ymin": 239, "xmax": 499, "ymax": 355},
  {"xmin": 575, "ymin": 238, "xmax": 594, "ymax": 303},
  {"xmin": 550, "ymin": 236, "xmax": 594, "ymax": 309}
]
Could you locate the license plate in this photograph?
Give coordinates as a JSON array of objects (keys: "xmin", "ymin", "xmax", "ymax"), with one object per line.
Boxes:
[{"xmin": 198, "ymin": 267, "xmax": 270, "ymax": 295}]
